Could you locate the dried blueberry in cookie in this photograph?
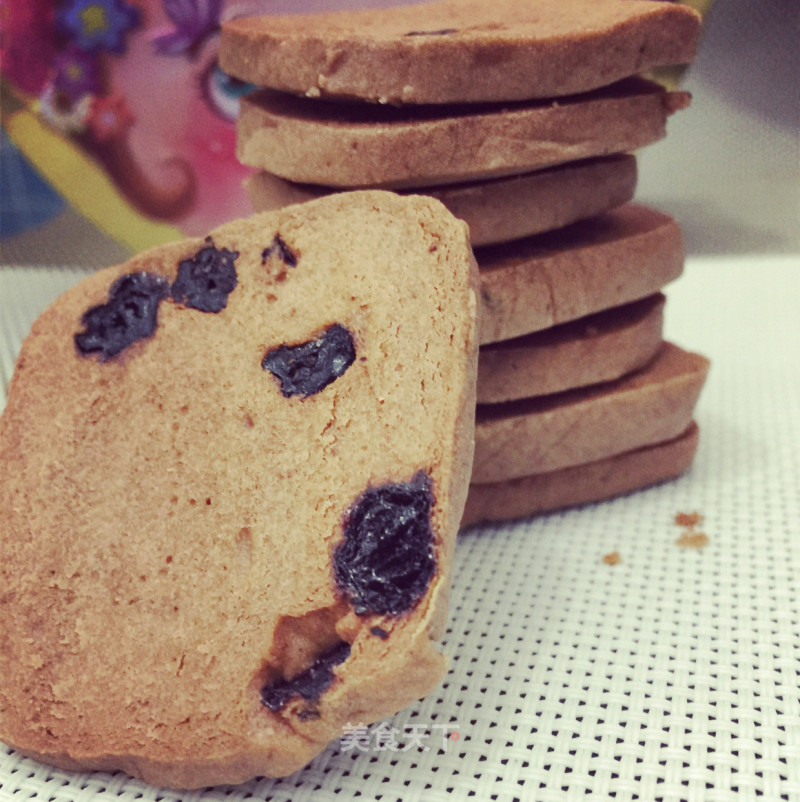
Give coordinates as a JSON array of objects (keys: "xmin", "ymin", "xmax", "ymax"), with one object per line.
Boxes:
[
  {"xmin": 75, "ymin": 272, "xmax": 169, "ymax": 360},
  {"xmin": 262, "ymin": 323, "xmax": 356, "ymax": 398},
  {"xmin": 261, "ymin": 234, "xmax": 298, "ymax": 268},
  {"xmin": 171, "ymin": 240, "xmax": 239, "ymax": 313},
  {"xmin": 261, "ymin": 641, "xmax": 351, "ymax": 713},
  {"xmin": 333, "ymin": 472, "xmax": 436, "ymax": 616}
]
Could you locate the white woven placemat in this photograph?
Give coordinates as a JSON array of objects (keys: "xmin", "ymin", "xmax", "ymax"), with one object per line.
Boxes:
[{"xmin": 1, "ymin": 255, "xmax": 798, "ymax": 802}]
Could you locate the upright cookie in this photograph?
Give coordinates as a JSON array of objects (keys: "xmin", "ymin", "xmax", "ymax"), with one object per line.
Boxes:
[
  {"xmin": 246, "ymin": 154, "xmax": 638, "ymax": 247},
  {"xmin": 221, "ymin": 0, "xmax": 701, "ymax": 105},
  {"xmin": 236, "ymin": 77, "xmax": 689, "ymax": 188},
  {"xmin": 0, "ymin": 191, "xmax": 479, "ymax": 789}
]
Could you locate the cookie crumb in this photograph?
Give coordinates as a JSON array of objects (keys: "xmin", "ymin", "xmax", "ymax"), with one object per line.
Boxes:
[
  {"xmin": 675, "ymin": 511, "xmax": 703, "ymax": 528},
  {"xmin": 676, "ymin": 531, "xmax": 709, "ymax": 549},
  {"xmin": 602, "ymin": 551, "xmax": 621, "ymax": 565},
  {"xmin": 674, "ymin": 510, "xmax": 708, "ymax": 549}
]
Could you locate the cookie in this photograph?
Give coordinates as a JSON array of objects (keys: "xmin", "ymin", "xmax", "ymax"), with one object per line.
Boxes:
[
  {"xmin": 236, "ymin": 77, "xmax": 689, "ymax": 189},
  {"xmin": 472, "ymin": 342, "xmax": 709, "ymax": 483},
  {"xmin": 220, "ymin": 0, "xmax": 701, "ymax": 105},
  {"xmin": 246, "ymin": 154, "xmax": 638, "ymax": 248},
  {"xmin": 0, "ymin": 191, "xmax": 479, "ymax": 789},
  {"xmin": 462, "ymin": 422, "xmax": 700, "ymax": 528},
  {"xmin": 477, "ymin": 203, "xmax": 684, "ymax": 345},
  {"xmin": 477, "ymin": 293, "xmax": 665, "ymax": 404}
]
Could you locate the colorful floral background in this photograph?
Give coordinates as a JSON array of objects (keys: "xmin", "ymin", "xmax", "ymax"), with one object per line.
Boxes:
[{"xmin": 1, "ymin": 0, "xmax": 275, "ymax": 246}]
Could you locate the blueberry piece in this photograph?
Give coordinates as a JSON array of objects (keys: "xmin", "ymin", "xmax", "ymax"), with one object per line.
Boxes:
[
  {"xmin": 333, "ymin": 472, "xmax": 436, "ymax": 616},
  {"xmin": 75, "ymin": 272, "xmax": 169, "ymax": 360},
  {"xmin": 261, "ymin": 641, "xmax": 351, "ymax": 712},
  {"xmin": 262, "ymin": 324, "xmax": 356, "ymax": 398},
  {"xmin": 261, "ymin": 234, "xmax": 298, "ymax": 268},
  {"xmin": 171, "ymin": 240, "xmax": 238, "ymax": 313}
]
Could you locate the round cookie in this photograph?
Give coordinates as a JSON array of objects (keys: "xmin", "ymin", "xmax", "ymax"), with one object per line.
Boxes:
[
  {"xmin": 462, "ymin": 422, "xmax": 701, "ymax": 528},
  {"xmin": 472, "ymin": 342, "xmax": 710, "ymax": 483},
  {"xmin": 246, "ymin": 154, "xmax": 638, "ymax": 248},
  {"xmin": 477, "ymin": 203, "xmax": 684, "ymax": 345},
  {"xmin": 220, "ymin": 0, "xmax": 701, "ymax": 105},
  {"xmin": 477, "ymin": 293, "xmax": 665, "ymax": 404},
  {"xmin": 236, "ymin": 77, "xmax": 689, "ymax": 189},
  {"xmin": 0, "ymin": 191, "xmax": 479, "ymax": 789}
]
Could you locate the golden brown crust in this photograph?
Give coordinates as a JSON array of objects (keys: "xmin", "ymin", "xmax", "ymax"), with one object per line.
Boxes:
[
  {"xmin": 461, "ymin": 422, "xmax": 701, "ymax": 528},
  {"xmin": 220, "ymin": 0, "xmax": 701, "ymax": 104},
  {"xmin": 236, "ymin": 78, "xmax": 689, "ymax": 188},
  {"xmin": 0, "ymin": 191, "xmax": 478, "ymax": 789},
  {"xmin": 477, "ymin": 203, "xmax": 684, "ymax": 345},
  {"xmin": 477, "ymin": 293, "xmax": 665, "ymax": 404},
  {"xmin": 246, "ymin": 155, "xmax": 638, "ymax": 248},
  {"xmin": 472, "ymin": 342, "xmax": 709, "ymax": 483}
]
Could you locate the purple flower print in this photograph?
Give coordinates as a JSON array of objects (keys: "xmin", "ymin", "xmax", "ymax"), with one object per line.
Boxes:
[
  {"xmin": 52, "ymin": 46, "xmax": 102, "ymax": 99},
  {"xmin": 153, "ymin": 0, "xmax": 223, "ymax": 55},
  {"xmin": 57, "ymin": 0, "xmax": 141, "ymax": 54}
]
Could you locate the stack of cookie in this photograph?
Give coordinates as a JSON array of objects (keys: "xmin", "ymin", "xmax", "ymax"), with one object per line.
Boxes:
[{"xmin": 220, "ymin": 0, "xmax": 710, "ymax": 527}]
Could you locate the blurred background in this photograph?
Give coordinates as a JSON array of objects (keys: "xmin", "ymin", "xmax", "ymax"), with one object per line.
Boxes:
[
  {"xmin": 1, "ymin": 0, "xmax": 797, "ymax": 267},
  {"xmin": 636, "ymin": 0, "xmax": 798, "ymax": 256}
]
